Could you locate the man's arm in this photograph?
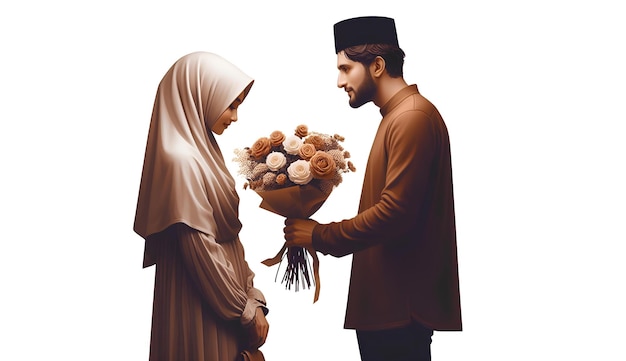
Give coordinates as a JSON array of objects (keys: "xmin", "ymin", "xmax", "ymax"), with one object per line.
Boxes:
[{"xmin": 309, "ymin": 110, "xmax": 438, "ymax": 257}]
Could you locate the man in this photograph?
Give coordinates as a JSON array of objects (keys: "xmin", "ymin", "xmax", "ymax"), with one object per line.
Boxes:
[{"xmin": 284, "ymin": 16, "xmax": 462, "ymax": 361}]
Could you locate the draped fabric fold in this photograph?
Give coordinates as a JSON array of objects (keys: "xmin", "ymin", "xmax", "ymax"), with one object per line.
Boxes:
[{"xmin": 134, "ymin": 51, "xmax": 253, "ymax": 244}]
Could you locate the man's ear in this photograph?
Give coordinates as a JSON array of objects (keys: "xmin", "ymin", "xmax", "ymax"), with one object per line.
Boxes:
[{"xmin": 370, "ymin": 56, "xmax": 386, "ymax": 78}]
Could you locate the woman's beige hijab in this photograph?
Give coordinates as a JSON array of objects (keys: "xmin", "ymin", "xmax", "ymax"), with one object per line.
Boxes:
[{"xmin": 134, "ymin": 51, "xmax": 254, "ymax": 243}]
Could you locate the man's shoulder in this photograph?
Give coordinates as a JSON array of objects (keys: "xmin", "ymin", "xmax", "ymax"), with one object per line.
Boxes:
[
  {"xmin": 388, "ymin": 93, "xmax": 438, "ymax": 120},
  {"xmin": 383, "ymin": 85, "xmax": 436, "ymax": 114},
  {"xmin": 410, "ymin": 91, "xmax": 438, "ymax": 113}
]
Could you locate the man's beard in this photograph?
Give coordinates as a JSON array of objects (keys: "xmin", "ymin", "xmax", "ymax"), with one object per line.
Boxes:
[{"xmin": 349, "ymin": 69, "xmax": 377, "ymax": 108}]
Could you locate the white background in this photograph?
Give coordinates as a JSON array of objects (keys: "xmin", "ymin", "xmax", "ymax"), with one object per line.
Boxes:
[{"xmin": 1, "ymin": 1, "xmax": 625, "ymax": 360}]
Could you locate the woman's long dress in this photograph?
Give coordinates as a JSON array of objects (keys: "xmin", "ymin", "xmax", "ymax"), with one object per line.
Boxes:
[{"xmin": 145, "ymin": 224, "xmax": 266, "ymax": 361}]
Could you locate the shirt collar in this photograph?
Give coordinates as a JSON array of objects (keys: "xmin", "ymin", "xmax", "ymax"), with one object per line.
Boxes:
[{"xmin": 380, "ymin": 84, "xmax": 419, "ymax": 117}]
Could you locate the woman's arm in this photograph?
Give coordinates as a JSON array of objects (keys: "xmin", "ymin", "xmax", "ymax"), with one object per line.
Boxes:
[{"xmin": 175, "ymin": 224, "xmax": 264, "ymax": 326}]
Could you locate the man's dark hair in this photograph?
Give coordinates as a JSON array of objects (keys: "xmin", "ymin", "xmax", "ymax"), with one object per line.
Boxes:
[{"xmin": 343, "ymin": 44, "xmax": 406, "ymax": 77}]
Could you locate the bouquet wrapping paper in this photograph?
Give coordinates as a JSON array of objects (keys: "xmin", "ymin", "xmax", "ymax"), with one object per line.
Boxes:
[{"xmin": 257, "ymin": 185, "xmax": 328, "ymax": 302}]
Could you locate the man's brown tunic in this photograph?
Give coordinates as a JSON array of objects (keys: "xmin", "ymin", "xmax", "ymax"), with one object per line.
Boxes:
[{"xmin": 313, "ymin": 85, "xmax": 462, "ymax": 331}]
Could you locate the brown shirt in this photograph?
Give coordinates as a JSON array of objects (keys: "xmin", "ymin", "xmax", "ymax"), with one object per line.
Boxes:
[{"xmin": 313, "ymin": 85, "xmax": 462, "ymax": 331}]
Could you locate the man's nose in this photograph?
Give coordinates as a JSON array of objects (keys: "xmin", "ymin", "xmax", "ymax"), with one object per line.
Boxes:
[{"xmin": 337, "ymin": 74, "xmax": 346, "ymax": 88}]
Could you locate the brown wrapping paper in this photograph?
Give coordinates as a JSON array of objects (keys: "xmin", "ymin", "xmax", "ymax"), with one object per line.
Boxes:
[{"xmin": 255, "ymin": 184, "xmax": 329, "ymax": 303}]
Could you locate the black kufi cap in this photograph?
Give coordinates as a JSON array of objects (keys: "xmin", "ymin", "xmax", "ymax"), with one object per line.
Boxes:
[{"xmin": 333, "ymin": 16, "xmax": 399, "ymax": 53}]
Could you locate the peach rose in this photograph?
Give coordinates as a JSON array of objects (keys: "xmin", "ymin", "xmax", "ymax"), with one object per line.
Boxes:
[
  {"xmin": 250, "ymin": 137, "xmax": 271, "ymax": 159},
  {"xmin": 304, "ymin": 135, "xmax": 325, "ymax": 150},
  {"xmin": 298, "ymin": 143, "xmax": 317, "ymax": 160},
  {"xmin": 269, "ymin": 131, "xmax": 286, "ymax": 147},
  {"xmin": 295, "ymin": 124, "xmax": 308, "ymax": 138},
  {"xmin": 310, "ymin": 151, "xmax": 336, "ymax": 179}
]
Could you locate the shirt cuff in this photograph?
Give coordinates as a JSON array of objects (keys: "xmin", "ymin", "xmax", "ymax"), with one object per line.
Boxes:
[
  {"xmin": 312, "ymin": 223, "xmax": 330, "ymax": 255},
  {"xmin": 247, "ymin": 288, "xmax": 266, "ymax": 306},
  {"xmin": 240, "ymin": 298, "xmax": 268, "ymax": 327}
]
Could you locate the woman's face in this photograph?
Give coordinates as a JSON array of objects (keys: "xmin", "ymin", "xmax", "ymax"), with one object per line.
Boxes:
[{"xmin": 211, "ymin": 90, "xmax": 246, "ymax": 135}]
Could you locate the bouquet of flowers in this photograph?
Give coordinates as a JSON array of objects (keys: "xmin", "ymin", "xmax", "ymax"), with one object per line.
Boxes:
[{"xmin": 233, "ymin": 124, "xmax": 355, "ymax": 302}]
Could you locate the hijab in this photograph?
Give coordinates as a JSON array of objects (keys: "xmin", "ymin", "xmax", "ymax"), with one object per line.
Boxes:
[{"xmin": 134, "ymin": 51, "xmax": 254, "ymax": 243}]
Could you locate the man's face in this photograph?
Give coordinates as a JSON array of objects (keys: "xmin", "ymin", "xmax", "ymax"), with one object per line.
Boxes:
[{"xmin": 336, "ymin": 51, "xmax": 377, "ymax": 108}]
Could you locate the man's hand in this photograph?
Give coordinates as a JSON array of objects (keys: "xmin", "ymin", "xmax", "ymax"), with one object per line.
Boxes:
[
  {"xmin": 246, "ymin": 307, "xmax": 269, "ymax": 350},
  {"xmin": 283, "ymin": 218, "xmax": 318, "ymax": 248}
]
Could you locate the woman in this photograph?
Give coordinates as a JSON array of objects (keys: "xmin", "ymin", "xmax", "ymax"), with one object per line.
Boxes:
[{"xmin": 134, "ymin": 51, "xmax": 269, "ymax": 361}]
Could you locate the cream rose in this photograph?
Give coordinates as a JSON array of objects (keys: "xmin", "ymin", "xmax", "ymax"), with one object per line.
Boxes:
[
  {"xmin": 265, "ymin": 151, "xmax": 287, "ymax": 171},
  {"xmin": 282, "ymin": 135, "xmax": 303, "ymax": 155},
  {"xmin": 287, "ymin": 160, "xmax": 313, "ymax": 185}
]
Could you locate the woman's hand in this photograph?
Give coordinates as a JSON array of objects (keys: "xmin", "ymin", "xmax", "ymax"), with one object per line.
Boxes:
[{"xmin": 246, "ymin": 307, "xmax": 269, "ymax": 349}]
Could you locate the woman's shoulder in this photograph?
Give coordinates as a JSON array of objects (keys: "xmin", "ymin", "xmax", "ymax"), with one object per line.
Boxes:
[{"xmin": 161, "ymin": 145, "xmax": 201, "ymax": 171}]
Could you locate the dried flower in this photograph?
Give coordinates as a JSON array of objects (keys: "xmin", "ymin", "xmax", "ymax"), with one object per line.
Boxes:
[
  {"xmin": 348, "ymin": 161, "xmax": 356, "ymax": 172},
  {"xmin": 249, "ymin": 179, "xmax": 264, "ymax": 190},
  {"xmin": 276, "ymin": 173, "xmax": 287, "ymax": 185},
  {"xmin": 252, "ymin": 163, "xmax": 270, "ymax": 178},
  {"xmin": 327, "ymin": 149, "xmax": 346, "ymax": 169},
  {"xmin": 263, "ymin": 172, "xmax": 277, "ymax": 186}
]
